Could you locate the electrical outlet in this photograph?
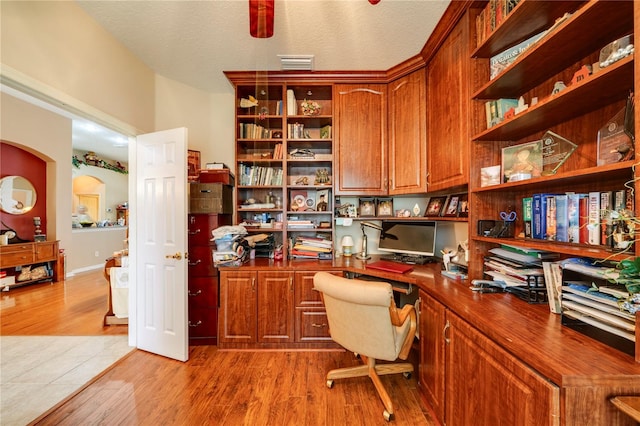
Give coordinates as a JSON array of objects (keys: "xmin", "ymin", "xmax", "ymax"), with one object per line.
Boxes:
[{"xmin": 95, "ymin": 251, "xmax": 99, "ymax": 257}]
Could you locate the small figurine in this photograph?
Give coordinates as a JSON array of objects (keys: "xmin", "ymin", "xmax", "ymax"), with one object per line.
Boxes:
[
  {"xmin": 552, "ymin": 81, "xmax": 567, "ymax": 95},
  {"xmin": 314, "ymin": 168, "xmax": 330, "ymax": 185}
]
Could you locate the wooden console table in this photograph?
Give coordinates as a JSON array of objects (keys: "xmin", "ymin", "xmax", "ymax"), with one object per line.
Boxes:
[{"xmin": 0, "ymin": 241, "xmax": 60, "ymax": 289}]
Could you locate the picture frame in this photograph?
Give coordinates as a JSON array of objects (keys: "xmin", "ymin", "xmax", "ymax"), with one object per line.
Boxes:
[
  {"xmin": 457, "ymin": 193, "xmax": 469, "ymax": 217},
  {"xmin": 359, "ymin": 197, "xmax": 376, "ymax": 217},
  {"xmin": 187, "ymin": 150, "xmax": 201, "ymax": 182},
  {"xmin": 316, "ymin": 189, "xmax": 330, "ymax": 212},
  {"xmin": 376, "ymin": 197, "xmax": 393, "ymax": 217},
  {"xmin": 425, "ymin": 196, "xmax": 446, "ymax": 217},
  {"xmin": 443, "ymin": 195, "xmax": 460, "ymax": 217},
  {"xmin": 501, "ymin": 141, "xmax": 543, "ymax": 183}
]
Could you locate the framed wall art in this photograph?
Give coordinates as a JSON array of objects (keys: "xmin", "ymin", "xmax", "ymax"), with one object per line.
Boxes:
[
  {"xmin": 187, "ymin": 150, "xmax": 201, "ymax": 182},
  {"xmin": 425, "ymin": 196, "xmax": 446, "ymax": 217}
]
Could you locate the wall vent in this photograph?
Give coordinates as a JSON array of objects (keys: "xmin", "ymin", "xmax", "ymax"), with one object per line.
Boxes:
[{"xmin": 278, "ymin": 55, "xmax": 314, "ymax": 71}]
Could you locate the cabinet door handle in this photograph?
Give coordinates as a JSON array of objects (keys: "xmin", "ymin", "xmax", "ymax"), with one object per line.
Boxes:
[
  {"xmin": 311, "ymin": 323, "xmax": 327, "ymax": 328},
  {"xmin": 188, "ymin": 290, "xmax": 202, "ymax": 297},
  {"xmin": 289, "ymin": 276, "xmax": 293, "ymax": 291},
  {"xmin": 443, "ymin": 320, "xmax": 450, "ymax": 345},
  {"xmin": 188, "ymin": 259, "xmax": 202, "ymax": 266},
  {"xmin": 189, "ymin": 320, "xmax": 202, "ymax": 327},
  {"xmin": 251, "ymin": 277, "xmax": 255, "ymax": 291},
  {"xmin": 188, "ymin": 229, "xmax": 201, "ymax": 235}
]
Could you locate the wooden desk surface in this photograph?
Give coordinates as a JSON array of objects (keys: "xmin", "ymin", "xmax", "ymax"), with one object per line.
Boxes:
[{"xmin": 234, "ymin": 255, "xmax": 640, "ymax": 387}]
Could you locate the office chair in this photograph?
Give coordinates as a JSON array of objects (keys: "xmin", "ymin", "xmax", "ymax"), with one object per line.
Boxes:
[{"xmin": 313, "ymin": 272, "xmax": 417, "ymax": 421}]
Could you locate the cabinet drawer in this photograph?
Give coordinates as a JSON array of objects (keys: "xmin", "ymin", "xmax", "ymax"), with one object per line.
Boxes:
[
  {"xmin": 188, "ymin": 306, "xmax": 217, "ymax": 338},
  {"xmin": 188, "ymin": 214, "xmax": 232, "ymax": 246},
  {"xmin": 189, "ymin": 184, "xmax": 233, "ymax": 214},
  {"xmin": 0, "ymin": 250, "xmax": 34, "ymax": 268},
  {"xmin": 295, "ymin": 309, "xmax": 332, "ymax": 342},
  {"xmin": 35, "ymin": 242, "xmax": 57, "ymax": 261},
  {"xmin": 188, "ymin": 246, "xmax": 216, "ymax": 276},
  {"xmin": 188, "ymin": 276, "xmax": 217, "ymax": 308},
  {"xmin": 294, "ymin": 271, "xmax": 342, "ymax": 307}
]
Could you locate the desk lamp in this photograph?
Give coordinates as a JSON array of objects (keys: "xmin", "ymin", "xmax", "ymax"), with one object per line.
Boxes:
[{"xmin": 356, "ymin": 221, "xmax": 383, "ymax": 260}]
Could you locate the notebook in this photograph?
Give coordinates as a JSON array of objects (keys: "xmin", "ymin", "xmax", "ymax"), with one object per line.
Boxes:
[{"xmin": 365, "ymin": 260, "xmax": 414, "ymax": 274}]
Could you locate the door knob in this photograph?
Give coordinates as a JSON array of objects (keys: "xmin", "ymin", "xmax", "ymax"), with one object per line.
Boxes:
[{"xmin": 165, "ymin": 252, "xmax": 183, "ymax": 260}]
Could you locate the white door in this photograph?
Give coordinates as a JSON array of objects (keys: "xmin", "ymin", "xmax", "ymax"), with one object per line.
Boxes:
[{"xmin": 131, "ymin": 127, "xmax": 189, "ymax": 361}]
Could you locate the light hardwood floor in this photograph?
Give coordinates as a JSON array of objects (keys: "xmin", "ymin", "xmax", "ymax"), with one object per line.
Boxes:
[{"xmin": 3, "ymin": 271, "xmax": 435, "ymax": 425}]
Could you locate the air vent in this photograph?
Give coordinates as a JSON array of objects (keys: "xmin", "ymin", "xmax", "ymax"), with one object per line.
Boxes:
[{"xmin": 278, "ymin": 55, "xmax": 314, "ymax": 71}]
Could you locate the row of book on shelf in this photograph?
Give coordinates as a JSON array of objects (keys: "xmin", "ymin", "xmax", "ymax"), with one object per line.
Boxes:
[
  {"xmin": 289, "ymin": 234, "xmax": 333, "ymax": 260},
  {"xmin": 482, "ymin": 244, "xmax": 637, "ymax": 350},
  {"xmin": 475, "ymin": 0, "xmax": 521, "ymax": 48},
  {"xmin": 238, "ymin": 164, "xmax": 283, "ymax": 186},
  {"xmin": 522, "ymin": 190, "xmax": 634, "ymax": 250}
]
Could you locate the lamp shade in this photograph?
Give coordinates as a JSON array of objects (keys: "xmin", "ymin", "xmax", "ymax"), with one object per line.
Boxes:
[{"xmin": 341, "ymin": 235, "xmax": 354, "ymax": 257}]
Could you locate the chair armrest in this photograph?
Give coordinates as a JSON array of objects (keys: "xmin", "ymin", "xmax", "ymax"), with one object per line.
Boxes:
[{"xmin": 390, "ymin": 299, "xmax": 417, "ymax": 360}]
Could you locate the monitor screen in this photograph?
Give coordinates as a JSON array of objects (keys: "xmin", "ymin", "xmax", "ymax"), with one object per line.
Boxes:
[{"xmin": 377, "ymin": 220, "xmax": 437, "ymax": 258}]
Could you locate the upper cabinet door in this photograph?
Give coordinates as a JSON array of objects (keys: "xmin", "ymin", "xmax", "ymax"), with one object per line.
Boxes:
[
  {"xmin": 427, "ymin": 12, "xmax": 470, "ymax": 192},
  {"xmin": 334, "ymin": 84, "xmax": 387, "ymax": 195},
  {"xmin": 388, "ymin": 69, "xmax": 427, "ymax": 195}
]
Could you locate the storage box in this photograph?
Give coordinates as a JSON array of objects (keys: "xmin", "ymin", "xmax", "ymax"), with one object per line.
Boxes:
[
  {"xmin": 189, "ymin": 183, "xmax": 233, "ymax": 214},
  {"xmin": 198, "ymin": 169, "xmax": 235, "ymax": 186}
]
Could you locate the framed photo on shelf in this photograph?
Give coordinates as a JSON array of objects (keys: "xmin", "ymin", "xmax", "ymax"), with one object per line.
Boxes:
[
  {"xmin": 425, "ymin": 196, "xmax": 446, "ymax": 217},
  {"xmin": 316, "ymin": 189, "xmax": 330, "ymax": 212},
  {"xmin": 442, "ymin": 195, "xmax": 460, "ymax": 217},
  {"xmin": 359, "ymin": 197, "xmax": 376, "ymax": 217},
  {"xmin": 457, "ymin": 193, "xmax": 469, "ymax": 217},
  {"xmin": 501, "ymin": 141, "xmax": 543, "ymax": 183},
  {"xmin": 187, "ymin": 150, "xmax": 201, "ymax": 182},
  {"xmin": 376, "ymin": 197, "xmax": 393, "ymax": 217}
]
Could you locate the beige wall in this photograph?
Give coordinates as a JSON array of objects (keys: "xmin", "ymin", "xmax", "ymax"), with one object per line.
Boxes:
[
  {"xmin": 1, "ymin": 1, "xmax": 155, "ymax": 133},
  {"xmin": 155, "ymin": 75, "xmax": 235, "ymax": 167},
  {"xmin": 70, "ymin": 227, "xmax": 128, "ymax": 273}
]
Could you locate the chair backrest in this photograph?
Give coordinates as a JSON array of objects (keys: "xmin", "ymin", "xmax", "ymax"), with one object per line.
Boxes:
[{"xmin": 313, "ymin": 271, "xmax": 408, "ymax": 361}]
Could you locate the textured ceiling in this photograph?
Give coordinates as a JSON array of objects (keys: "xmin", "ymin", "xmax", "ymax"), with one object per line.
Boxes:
[{"xmin": 76, "ymin": 0, "xmax": 451, "ymax": 93}]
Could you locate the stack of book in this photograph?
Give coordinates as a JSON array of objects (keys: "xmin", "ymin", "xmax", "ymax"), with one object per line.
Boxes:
[
  {"xmin": 522, "ymin": 189, "xmax": 634, "ymax": 249},
  {"xmin": 290, "ymin": 235, "xmax": 333, "ymax": 259},
  {"xmin": 483, "ymin": 244, "xmax": 557, "ymax": 303},
  {"xmin": 287, "ymin": 219, "xmax": 315, "ymax": 229},
  {"xmin": 560, "ymin": 259, "xmax": 637, "ymax": 355}
]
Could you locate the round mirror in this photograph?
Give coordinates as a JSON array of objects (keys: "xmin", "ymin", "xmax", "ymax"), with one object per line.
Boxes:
[{"xmin": 0, "ymin": 176, "xmax": 37, "ymax": 215}]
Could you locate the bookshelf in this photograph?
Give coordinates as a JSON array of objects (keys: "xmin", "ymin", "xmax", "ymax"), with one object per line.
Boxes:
[
  {"xmin": 226, "ymin": 76, "xmax": 334, "ymax": 258},
  {"xmin": 468, "ymin": 0, "xmax": 638, "ymax": 357}
]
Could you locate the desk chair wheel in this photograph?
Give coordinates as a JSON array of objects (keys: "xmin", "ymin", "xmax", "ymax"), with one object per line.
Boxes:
[
  {"xmin": 383, "ymin": 410, "xmax": 394, "ymax": 422},
  {"xmin": 326, "ymin": 379, "xmax": 334, "ymax": 389},
  {"xmin": 403, "ymin": 371, "xmax": 411, "ymax": 379}
]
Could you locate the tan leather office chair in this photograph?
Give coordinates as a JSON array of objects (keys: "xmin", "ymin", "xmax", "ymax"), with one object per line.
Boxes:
[{"xmin": 313, "ymin": 271, "xmax": 417, "ymax": 422}]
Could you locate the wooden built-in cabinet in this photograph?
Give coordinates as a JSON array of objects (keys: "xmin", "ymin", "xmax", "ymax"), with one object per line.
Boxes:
[
  {"xmin": 187, "ymin": 213, "xmax": 232, "ymax": 345},
  {"xmin": 426, "ymin": 10, "xmax": 470, "ymax": 192},
  {"xmin": 388, "ymin": 69, "xmax": 428, "ymax": 195},
  {"xmin": 467, "ymin": 0, "xmax": 637, "ymax": 280},
  {"xmin": 218, "ymin": 268, "xmax": 341, "ymax": 349},
  {"xmin": 334, "ymin": 84, "xmax": 388, "ymax": 195},
  {"xmin": 420, "ymin": 284, "xmax": 555, "ymax": 426}
]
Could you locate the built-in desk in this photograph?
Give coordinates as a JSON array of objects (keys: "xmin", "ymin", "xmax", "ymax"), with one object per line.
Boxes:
[{"xmin": 224, "ymin": 255, "xmax": 640, "ymax": 424}]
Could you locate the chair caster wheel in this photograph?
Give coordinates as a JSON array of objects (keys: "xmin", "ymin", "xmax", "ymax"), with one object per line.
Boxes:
[
  {"xmin": 326, "ymin": 379, "xmax": 334, "ymax": 389},
  {"xmin": 403, "ymin": 371, "xmax": 412, "ymax": 379},
  {"xmin": 383, "ymin": 410, "xmax": 394, "ymax": 422}
]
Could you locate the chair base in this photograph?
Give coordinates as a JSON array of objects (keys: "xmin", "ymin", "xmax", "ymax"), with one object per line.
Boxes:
[{"xmin": 326, "ymin": 355, "xmax": 413, "ymax": 421}]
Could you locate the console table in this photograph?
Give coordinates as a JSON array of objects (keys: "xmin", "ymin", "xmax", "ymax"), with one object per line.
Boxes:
[{"xmin": 0, "ymin": 241, "xmax": 60, "ymax": 289}]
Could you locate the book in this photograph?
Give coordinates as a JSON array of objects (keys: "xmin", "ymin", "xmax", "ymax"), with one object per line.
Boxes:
[
  {"xmin": 600, "ymin": 190, "xmax": 613, "ymax": 247},
  {"xmin": 490, "ymin": 31, "xmax": 546, "ymax": 79},
  {"xmin": 286, "ymin": 89, "xmax": 297, "ymax": 116},
  {"xmin": 522, "ymin": 197, "xmax": 532, "ymax": 238},
  {"xmin": 587, "ymin": 192, "xmax": 601, "ymax": 245},
  {"xmin": 566, "ymin": 193, "xmax": 583, "ymax": 243},
  {"xmin": 546, "ymin": 195, "xmax": 557, "ymax": 241},
  {"xmin": 555, "ymin": 194, "xmax": 568, "ymax": 242},
  {"xmin": 578, "ymin": 195, "xmax": 589, "ymax": 244},
  {"xmin": 533, "ymin": 193, "xmax": 558, "ymax": 239},
  {"xmin": 542, "ymin": 261, "xmax": 562, "ymax": 314}
]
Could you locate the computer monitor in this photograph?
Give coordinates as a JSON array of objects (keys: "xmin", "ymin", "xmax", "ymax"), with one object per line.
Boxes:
[{"xmin": 378, "ymin": 220, "xmax": 437, "ymax": 259}]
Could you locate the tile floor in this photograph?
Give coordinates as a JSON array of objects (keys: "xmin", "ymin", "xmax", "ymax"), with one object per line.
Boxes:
[{"xmin": 0, "ymin": 335, "xmax": 132, "ymax": 425}]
